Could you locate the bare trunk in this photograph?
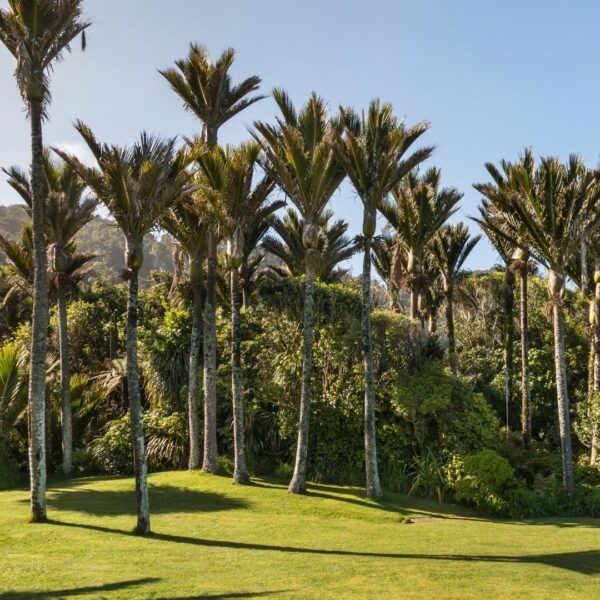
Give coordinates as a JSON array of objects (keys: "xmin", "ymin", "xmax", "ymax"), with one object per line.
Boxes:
[
  {"xmin": 288, "ymin": 266, "xmax": 315, "ymax": 494},
  {"xmin": 504, "ymin": 272, "xmax": 514, "ymax": 435},
  {"xmin": 410, "ymin": 286, "xmax": 419, "ymax": 320},
  {"xmin": 520, "ymin": 268, "xmax": 532, "ymax": 449},
  {"xmin": 428, "ymin": 313, "xmax": 437, "ymax": 334},
  {"xmin": 362, "ymin": 238, "xmax": 382, "ymax": 499},
  {"xmin": 551, "ymin": 300, "xmax": 575, "ymax": 495},
  {"xmin": 592, "ymin": 278, "xmax": 600, "ymax": 465},
  {"xmin": 231, "ymin": 267, "xmax": 249, "ymax": 484},
  {"xmin": 202, "ymin": 230, "xmax": 219, "ymax": 473},
  {"xmin": 187, "ymin": 285, "xmax": 202, "ymax": 469},
  {"xmin": 28, "ymin": 99, "xmax": 48, "ymax": 522},
  {"xmin": 446, "ymin": 290, "xmax": 457, "ymax": 376},
  {"xmin": 57, "ymin": 285, "xmax": 72, "ymax": 474},
  {"xmin": 127, "ymin": 267, "xmax": 150, "ymax": 534}
]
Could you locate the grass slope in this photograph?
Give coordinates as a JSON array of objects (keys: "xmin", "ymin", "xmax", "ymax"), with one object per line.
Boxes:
[{"xmin": 0, "ymin": 471, "xmax": 598, "ymax": 599}]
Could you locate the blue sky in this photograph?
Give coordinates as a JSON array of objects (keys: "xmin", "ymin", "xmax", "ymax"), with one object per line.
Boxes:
[{"xmin": 1, "ymin": 0, "xmax": 600, "ymax": 274}]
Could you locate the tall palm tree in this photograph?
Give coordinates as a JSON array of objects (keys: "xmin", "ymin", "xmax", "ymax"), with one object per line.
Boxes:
[
  {"xmin": 197, "ymin": 142, "xmax": 280, "ymax": 484},
  {"xmin": 380, "ymin": 167, "xmax": 461, "ymax": 320},
  {"xmin": 160, "ymin": 44, "xmax": 264, "ymax": 473},
  {"xmin": 54, "ymin": 122, "xmax": 194, "ymax": 534},
  {"xmin": 372, "ymin": 233, "xmax": 399, "ymax": 311},
  {"xmin": 262, "ymin": 208, "xmax": 356, "ymax": 284},
  {"xmin": 254, "ymin": 90, "xmax": 345, "ymax": 493},
  {"xmin": 4, "ymin": 152, "xmax": 97, "ymax": 474},
  {"xmin": 430, "ymin": 223, "xmax": 480, "ymax": 375},
  {"xmin": 0, "ymin": 0, "xmax": 89, "ymax": 523},
  {"xmin": 479, "ymin": 153, "xmax": 600, "ymax": 494},
  {"xmin": 473, "ymin": 151, "xmax": 536, "ymax": 448},
  {"xmin": 335, "ymin": 100, "xmax": 432, "ymax": 499},
  {"xmin": 160, "ymin": 202, "xmax": 208, "ymax": 470}
]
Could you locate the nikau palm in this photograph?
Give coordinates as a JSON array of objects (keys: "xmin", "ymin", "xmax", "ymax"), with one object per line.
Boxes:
[
  {"xmin": 161, "ymin": 43, "xmax": 264, "ymax": 473},
  {"xmin": 254, "ymin": 90, "xmax": 345, "ymax": 493},
  {"xmin": 262, "ymin": 208, "xmax": 356, "ymax": 284},
  {"xmin": 431, "ymin": 223, "xmax": 480, "ymax": 375},
  {"xmin": 0, "ymin": 0, "xmax": 89, "ymax": 522},
  {"xmin": 55, "ymin": 123, "xmax": 194, "ymax": 533},
  {"xmin": 4, "ymin": 152, "xmax": 97, "ymax": 474},
  {"xmin": 197, "ymin": 142, "xmax": 279, "ymax": 484},
  {"xmin": 336, "ymin": 100, "xmax": 432, "ymax": 498}
]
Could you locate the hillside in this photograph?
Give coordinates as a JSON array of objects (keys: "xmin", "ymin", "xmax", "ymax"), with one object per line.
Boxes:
[{"xmin": 0, "ymin": 204, "xmax": 173, "ymax": 279}]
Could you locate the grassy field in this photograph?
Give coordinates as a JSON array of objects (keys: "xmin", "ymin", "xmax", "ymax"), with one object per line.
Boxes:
[{"xmin": 0, "ymin": 471, "xmax": 598, "ymax": 599}]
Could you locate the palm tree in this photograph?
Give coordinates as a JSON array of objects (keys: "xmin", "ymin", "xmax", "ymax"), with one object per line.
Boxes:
[
  {"xmin": 160, "ymin": 202, "xmax": 208, "ymax": 470},
  {"xmin": 430, "ymin": 223, "xmax": 480, "ymax": 375},
  {"xmin": 4, "ymin": 152, "xmax": 97, "ymax": 474},
  {"xmin": 475, "ymin": 202, "xmax": 517, "ymax": 436},
  {"xmin": 197, "ymin": 142, "xmax": 280, "ymax": 484},
  {"xmin": 478, "ymin": 153, "xmax": 600, "ymax": 494},
  {"xmin": 473, "ymin": 151, "xmax": 536, "ymax": 448},
  {"xmin": 372, "ymin": 234, "xmax": 399, "ymax": 311},
  {"xmin": 0, "ymin": 224, "xmax": 34, "ymax": 304},
  {"xmin": 160, "ymin": 44, "xmax": 264, "ymax": 473},
  {"xmin": 0, "ymin": 0, "xmax": 89, "ymax": 523},
  {"xmin": 335, "ymin": 100, "xmax": 432, "ymax": 499},
  {"xmin": 253, "ymin": 90, "xmax": 345, "ymax": 493},
  {"xmin": 418, "ymin": 253, "xmax": 445, "ymax": 334},
  {"xmin": 262, "ymin": 208, "xmax": 356, "ymax": 284},
  {"xmin": 54, "ymin": 122, "xmax": 194, "ymax": 534},
  {"xmin": 380, "ymin": 167, "xmax": 461, "ymax": 320}
]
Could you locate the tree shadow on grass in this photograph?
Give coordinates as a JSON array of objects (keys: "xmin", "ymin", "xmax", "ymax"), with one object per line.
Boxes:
[
  {"xmin": 49, "ymin": 519, "xmax": 600, "ymax": 575},
  {"xmin": 43, "ymin": 484, "xmax": 249, "ymax": 516},
  {"xmin": 157, "ymin": 592, "xmax": 288, "ymax": 599},
  {"xmin": 0, "ymin": 577, "xmax": 159, "ymax": 598}
]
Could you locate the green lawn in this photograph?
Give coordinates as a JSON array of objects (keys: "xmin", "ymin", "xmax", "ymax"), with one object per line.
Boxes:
[{"xmin": 0, "ymin": 472, "xmax": 598, "ymax": 599}]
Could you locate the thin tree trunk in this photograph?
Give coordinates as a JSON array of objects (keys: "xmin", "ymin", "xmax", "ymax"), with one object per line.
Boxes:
[
  {"xmin": 126, "ymin": 267, "xmax": 150, "ymax": 534},
  {"xmin": 428, "ymin": 313, "xmax": 437, "ymax": 334},
  {"xmin": 504, "ymin": 272, "xmax": 514, "ymax": 434},
  {"xmin": 552, "ymin": 300, "xmax": 575, "ymax": 495},
  {"xmin": 288, "ymin": 265, "xmax": 315, "ymax": 494},
  {"xmin": 28, "ymin": 99, "xmax": 49, "ymax": 523},
  {"xmin": 202, "ymin": 230, "xmax": 219, "ymax": 473},
  {"xmin": 362, "ymin": 238, "xmax": 382, "ymax": 499},
  {"xmin": 520, "ymin": 268, "xmax": 532, "ymax": 449},
  {"xmin": 187, "ymin": 285, "xmax": 202, "ymax": 469},
  {"xmin": 231, "ymin": 267, "xmax": 249, "ymax": 484},
  {"xmin": 57, "ymin": 285, "xmax": 72, "ymax": 474},
  {"xmin": 446, "ymin": 290, "xmax": 457, "ymax": 376},
  {"xmin": 592, "ymin": 276, "xmax": 600, "ymax": 465},
  {"xmin": 410, "ymin": 285, "xmax": 419, "ymax": 320}
]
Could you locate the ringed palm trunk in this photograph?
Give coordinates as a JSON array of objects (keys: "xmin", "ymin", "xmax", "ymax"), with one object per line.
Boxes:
[
  {"xmin": 202, "ymin": 230, "xmax": 219, "ymax": 473},
  {"xmin": 288, "ymin": 251, "xmax": 317, "ymax": 494},
  {"xmin": 126, "ymin": 265, "xmax": 150, "ymax": 534},
  {"xmin": 28, "ymin": 98, "xmax": 49, "ymax": 522},
  {"xmin": 445, "ymin": 287, "xmax": 457, "ymax": 376},
  {"xmin": 57, "ymin": 284, "xmax": 73, "ymax": 474},
  {"xmin": 592, "ymin": 273, "xmax": 600, "ymax": 465},
  {"xmin": 549, "ymin": 270, "xmax": 575, "ymax": 495},
  {"xmin": 231, "ymin": 266, "xmax": 249, "ymax": 484},
  {"xmin": 519, "ymin": 266, "xmax": 532, "ymax": 449},
  {"xmin": 503, "ymin": 270, "xmax": 515, "ymax": 435},
  {"xmin": 187, "ymin": 281, "xmax": 202, "ymax": 470},
  {"xmin": 362, "ymin": 236, "xmax": 382, "ymax": 499}
]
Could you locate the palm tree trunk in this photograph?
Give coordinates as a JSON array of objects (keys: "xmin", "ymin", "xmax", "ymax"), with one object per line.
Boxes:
[
  {"xmin": 28, "ymin": 98, "xmax": 49, "ymax": 523},
  {"xmin": 592, "ymin": 276, "xmax": 600, "ymax": 465},
  {"xmin": 288, "ymin": 264, "xmax": 316, "ymax": 494},
  {"xmin": 519, "ymin": 267, "xmax": 532, "ymax": 449},
  {"xmin": 57, "ymin": 285, "xmax": 72, "ymax": 474},
  {"xmin": 551, "ymin": 300, "xmax": 575, "ymax": 495},
  {"xmin": 187, "ymin": 285, "xmax": 202, "ymax": 470},
  {"xmin": 362, "ymin": 238, "xmax": 382, "ymax": 499},
  {"xmin": 410, "ymin": 285, "xmax": 419, "ymax": 320},
  {"xmin": 126, "ymin": 267, "xmax": 150, "ymax": 534},
  {"xmin": 231, "ymin": 266, "xmax": 249, "ymax": 484},
  {"xmin": 504, "ymin": 272, "xmax": 514, "ymax": 434},
  {"xmin": 202, "ymin": 230, "xmax": 219, "ymax": 473},
  {"xmin": 446, "ymin": 290, "xmax": 457, "ymax": 376}
]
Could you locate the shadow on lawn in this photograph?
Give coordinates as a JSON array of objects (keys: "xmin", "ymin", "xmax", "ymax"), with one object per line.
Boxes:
[
  {"xmin": 49, "ymin": 519, "xmax": 600, "ymax": 576},
  {"xmin": 0, "ymin": 577, "xmax": 159, "ymax": 598},
  {"xmin": 42, "ymin": 484, "xmax": 249, "ymax": 516}
]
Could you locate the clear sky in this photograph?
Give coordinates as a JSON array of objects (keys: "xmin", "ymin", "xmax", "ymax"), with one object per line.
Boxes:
[{"xmin": 1, "ymin": 0, "xmax": 600, "ymax": 274}]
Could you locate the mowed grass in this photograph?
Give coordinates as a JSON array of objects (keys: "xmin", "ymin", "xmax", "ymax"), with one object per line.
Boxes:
[{"xmin": 0, "ymin": 472, "xmax": 598, "ymax": 599}]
